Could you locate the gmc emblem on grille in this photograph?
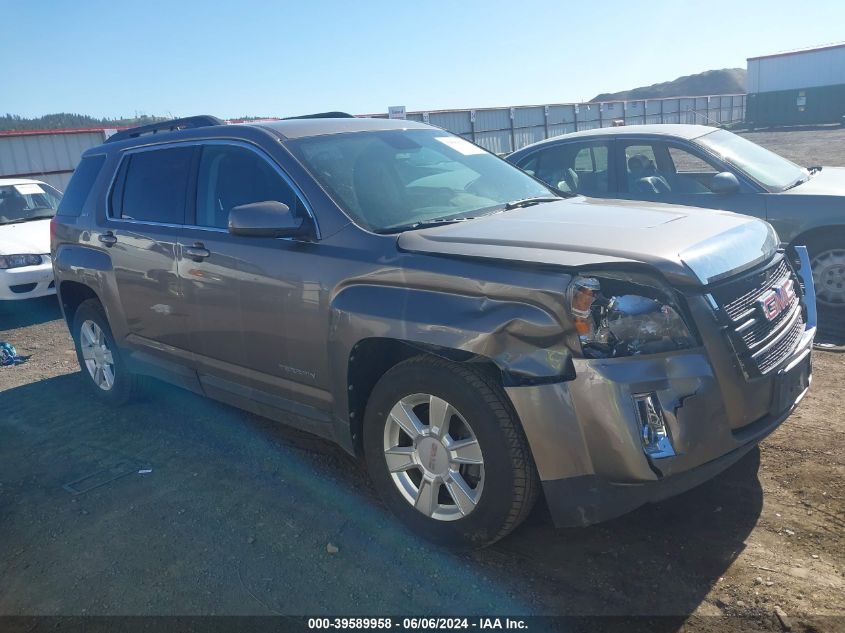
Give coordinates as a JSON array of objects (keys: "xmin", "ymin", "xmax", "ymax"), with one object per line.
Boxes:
[{"xmin": 758, "ymin": 278, "xmax": 796, "ymax": 321}]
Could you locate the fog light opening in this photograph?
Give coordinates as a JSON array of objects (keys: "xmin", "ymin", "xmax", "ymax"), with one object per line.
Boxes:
[{"xmin": 634, "ymin": 393, "xmax": 676, "ymax": 459}]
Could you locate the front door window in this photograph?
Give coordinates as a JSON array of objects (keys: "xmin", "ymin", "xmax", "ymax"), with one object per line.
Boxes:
[{"xmin": 622, "ymin": 141, "xmax": 725, "ymax": 195}]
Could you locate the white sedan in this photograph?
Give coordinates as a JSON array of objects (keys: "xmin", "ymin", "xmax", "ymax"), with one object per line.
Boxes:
[{"xmin": 0, "ymin": 178, "xmax": 62, "ymax": 300}]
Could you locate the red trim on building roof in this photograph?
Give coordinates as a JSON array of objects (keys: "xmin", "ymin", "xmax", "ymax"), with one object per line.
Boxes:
[
  {"xmin": 0, "ymin": 127, "xmax": 129, "ymax": 138},
  {"xmin": 748, "ymin": 42, "xmax": 845, "ymax": 62}
]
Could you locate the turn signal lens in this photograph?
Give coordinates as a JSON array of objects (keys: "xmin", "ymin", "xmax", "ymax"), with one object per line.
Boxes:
[{"xmin": 568, "ymin": 277, "xmax": 600, "ymax": 339}]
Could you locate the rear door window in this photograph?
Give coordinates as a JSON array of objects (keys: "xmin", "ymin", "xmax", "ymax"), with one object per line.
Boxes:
[
  {"xmin": 523, "ymin": 142, "xmax": 610, "ymax": 195},
  {"xmin": 112, "ymin": 146, "xmax": 194, "ymax": 224},
  {"xmin": 57, "ymin": 155, "xmax": 104, "ymax": 217},
  {"xmin": 572, "ymin": 144, "xmax": 609, "ymax": 194}
]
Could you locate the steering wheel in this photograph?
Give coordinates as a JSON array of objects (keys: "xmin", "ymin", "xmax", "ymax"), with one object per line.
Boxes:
[
  {"xmin": 562, "ymin": 168, "xmax": 579, "ymax": 193},
  {"xmin": 634, "ymin": 176, "xmax": 671, "ymax": 194}
]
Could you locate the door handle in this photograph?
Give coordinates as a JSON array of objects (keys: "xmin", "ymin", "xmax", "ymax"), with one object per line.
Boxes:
[
  {"xmin": 185, "ymin": 242, "xmax": 210, "ymax": 262},
  {"xmin": 98, "ymin": 231, "xmax": 117, "ymax": 247}
]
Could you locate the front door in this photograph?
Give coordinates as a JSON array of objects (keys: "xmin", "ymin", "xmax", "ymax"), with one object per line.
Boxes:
[
  {"xmin": 614, "ymin": 139, "xmax": 767, "ymax": 220},
  {"xmin": 177, "ymin": 142, "xmax": 331, "ymax": 414}
]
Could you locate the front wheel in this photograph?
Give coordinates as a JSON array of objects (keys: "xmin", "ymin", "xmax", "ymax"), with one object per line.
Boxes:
[
  {"xmin": 809, "ymin": 235, "xmax": 845, "ymax": 309},
  {"xmin": 363, "ymin": 356, "xmax": 539, "ymax": 548}
]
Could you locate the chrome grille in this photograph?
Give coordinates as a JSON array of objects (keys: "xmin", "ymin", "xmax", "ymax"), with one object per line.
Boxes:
[
  {"xmin": 708, "ymin": 255, "xmax": 804, "ymax": 376},
  {"xmin": 755, "ymin": 312, "xmax": 805, "ymax": 375},
  {"xmin": 720, "ymin": 259, "xmax": 790, "ymax": 321}
]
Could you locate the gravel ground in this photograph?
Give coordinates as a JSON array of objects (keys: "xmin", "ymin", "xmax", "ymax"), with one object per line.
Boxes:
[
  {"xmin": 0, "ymin": 128, "xmax": 844, "ymax": 631},
  {"xmin": 738, "ymin": 125, "xmax": 845, "ymax": 167}
]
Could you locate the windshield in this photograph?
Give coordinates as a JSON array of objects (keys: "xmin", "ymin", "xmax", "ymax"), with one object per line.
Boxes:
[
  {"xmin": 0, "ymin": 183, "xmax": 62, "ymax": 225},
  {"xmin": 695, "ymin": 129, "xmax": 807, "ymax": 191},
  {"xmin": 288, "ymin": 129, "xmax": 555, "ymax": 232}
]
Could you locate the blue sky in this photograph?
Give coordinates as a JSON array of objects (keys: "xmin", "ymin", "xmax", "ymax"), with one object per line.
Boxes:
[{"xmin": 4, "ymin": 0, "xmax": 844, "ymax": 119}]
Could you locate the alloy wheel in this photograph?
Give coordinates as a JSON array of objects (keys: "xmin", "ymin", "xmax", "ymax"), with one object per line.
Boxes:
[
  {"xmin": 80, "ymin": 320, "xmax": 115, "ymax": 391},
  {"xmin": 382, "ymin": 393, "xmax": 485, "ymax": 521}
]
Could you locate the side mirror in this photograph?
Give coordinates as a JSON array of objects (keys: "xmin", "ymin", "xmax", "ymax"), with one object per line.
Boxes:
[
  {"xmin": 228, "ymin": 201, "xmax": 314, "ymax": 239},
  {"xmin": 710, "ymin": 171, "xmax": 740, "ymax": 195}
]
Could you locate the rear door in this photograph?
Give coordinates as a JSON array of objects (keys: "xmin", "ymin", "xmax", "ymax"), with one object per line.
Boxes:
[{"xmin": 101, "ymin": 145, "xmax": 196, "ymax": 360}]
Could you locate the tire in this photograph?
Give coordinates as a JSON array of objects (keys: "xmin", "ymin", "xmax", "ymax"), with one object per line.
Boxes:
[
  {"xmin": 807, "ymin": 233, "xmax": 845, "ymax": 310},
  {"xmin": 71, "ymin": 298, "xmax": 144, "ymax": 405},
  {"xmin": 362, "ymin": 356, "xmax": 539, "ymax": 548}
]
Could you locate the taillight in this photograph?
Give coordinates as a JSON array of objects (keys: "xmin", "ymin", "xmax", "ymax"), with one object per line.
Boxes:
[{"xmin": 50, "ymin": 216, "xmax": 58, "ymax": 244}]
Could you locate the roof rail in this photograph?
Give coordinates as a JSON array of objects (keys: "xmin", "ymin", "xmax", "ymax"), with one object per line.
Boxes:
[
  {"xmin": 283, "ymin": 111, "xmax": 355, "ymax": 120},
  {"xmin": 105, "ymin": 115, "xmax": 224, "ymax": 143}
]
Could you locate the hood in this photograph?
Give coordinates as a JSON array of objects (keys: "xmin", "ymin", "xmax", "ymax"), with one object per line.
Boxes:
[
  {"xmin": 782, "ymin": 166, "xmax": 845, "ymax": 196},
  {"xmin": 397, "ymin": 197, "xmax": 777, "ymax": 287},
  {"xmin": 0, "ymin": 218, "xmax": 51, "ymax": 256}
]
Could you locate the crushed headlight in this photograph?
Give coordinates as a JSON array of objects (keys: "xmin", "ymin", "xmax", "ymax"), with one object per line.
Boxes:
[
  {"xmin": 567, "ymin": 275, "xmax": 695, "ymax": 358},
  {"xmin": 0, "ymin": 254, "xmax": 43, "ymax": 270}
]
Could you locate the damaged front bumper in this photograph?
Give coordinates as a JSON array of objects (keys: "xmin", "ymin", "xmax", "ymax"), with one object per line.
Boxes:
[{"xmin": 506, "ymin": 247, "xmax": 817, "ymax": 528}]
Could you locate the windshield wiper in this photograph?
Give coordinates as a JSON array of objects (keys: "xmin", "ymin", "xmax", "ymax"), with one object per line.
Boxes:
[
  {"xmin": 504, "ymin": 196, "xmax": 560, "ymax": 210},
  {"xmin": 783, "ymin": 178, "xmax": 808, "ymax": 191},
  {"xmin": 378, "ymin": 216, "xmax": 473, "ymax": 234},
  {"xmin": 3, "ymin": 214, "xmax": 54, "ymax": 224}
]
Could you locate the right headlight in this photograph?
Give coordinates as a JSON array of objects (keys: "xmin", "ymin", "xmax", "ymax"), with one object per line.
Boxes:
[{"xmin": 566, "ymin": 275, "xmax": 695, "ymax": 359}]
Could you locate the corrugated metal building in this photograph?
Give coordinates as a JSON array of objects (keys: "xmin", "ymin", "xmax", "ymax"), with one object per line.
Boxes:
[
  {"xmin": 746, "ymin": 43, "xmax": 845, "ymax": 126},
  {"xmin": 0, "ymin": 128, "xmax": 112, "ymax": 192}
]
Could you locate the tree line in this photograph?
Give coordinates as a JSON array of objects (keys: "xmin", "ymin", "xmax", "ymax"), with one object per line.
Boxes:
[{"xmin": 0, "ymin": 113, "xmax": 166, "ymax": 132}]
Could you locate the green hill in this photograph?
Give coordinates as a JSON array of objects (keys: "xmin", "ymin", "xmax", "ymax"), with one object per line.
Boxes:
[{"xmin": 591, "ymin": 68, "xmax": 746, "ymax": 102}]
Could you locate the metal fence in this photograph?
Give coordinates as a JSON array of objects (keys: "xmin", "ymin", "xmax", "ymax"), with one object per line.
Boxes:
[{"xmin": 383, "ymin": 94, "xmax": 746, "ymax": 154}]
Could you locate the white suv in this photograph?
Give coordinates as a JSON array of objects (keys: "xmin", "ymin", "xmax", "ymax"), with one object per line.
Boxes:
[{"xmin": 0, "ymin": 178, "xmax": 62, "ymax": 300}]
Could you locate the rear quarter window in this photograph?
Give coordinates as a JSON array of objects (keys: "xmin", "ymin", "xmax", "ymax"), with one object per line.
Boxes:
[{"xmin": 56, "ymin": 155, "xmax": 106, "ymax": 217}]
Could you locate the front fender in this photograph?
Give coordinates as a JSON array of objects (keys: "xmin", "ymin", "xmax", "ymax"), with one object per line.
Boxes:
[
  {"xmin": 328, "ymin": 282, "xmax": 574, "ymax": 390},
  {"xmin": 766, "ymin": 194, "xmax": 844, "ymax": 244}
]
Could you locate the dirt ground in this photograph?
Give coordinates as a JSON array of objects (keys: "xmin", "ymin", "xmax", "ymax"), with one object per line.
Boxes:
[
  {"xmin": 738, "ymin": 125, "xmax": 845, "ymax": 167},
  {"xmin": 0, "ymin": 128, "xmax": 843, "ymax": 631}
]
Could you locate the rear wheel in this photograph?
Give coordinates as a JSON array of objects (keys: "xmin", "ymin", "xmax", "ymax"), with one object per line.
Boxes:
[
  {"xmin": 71, "ymin": 299, "xmax": 144, "ymax": 404},
  {"xmin": 363, "ymin": 356, "xmax": 539, "ymax": 548}
]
